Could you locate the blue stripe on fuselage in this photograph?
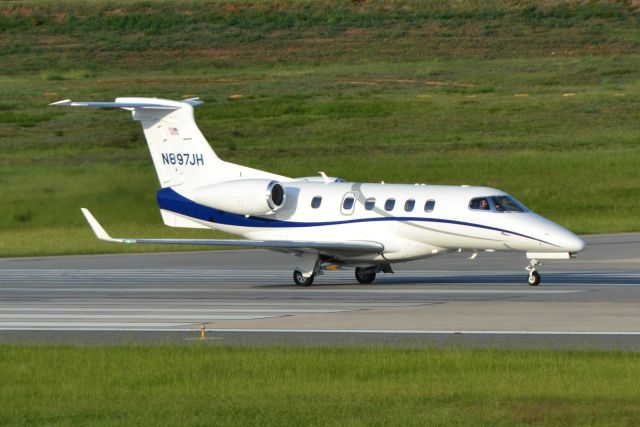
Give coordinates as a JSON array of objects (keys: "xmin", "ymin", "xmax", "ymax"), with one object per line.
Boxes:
[{"xmin": 156, "ymin": 187, "xmax": 555, "ymax": 246}]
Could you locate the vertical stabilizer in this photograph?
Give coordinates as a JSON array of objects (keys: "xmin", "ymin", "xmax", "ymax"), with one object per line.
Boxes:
[
  {"xmin": 51, "ymin": 97, "xmax": 287, "ymax": 189},
  {"xmin": 118, "ymin": 97, "xmax": 220, "ymax": 188}
]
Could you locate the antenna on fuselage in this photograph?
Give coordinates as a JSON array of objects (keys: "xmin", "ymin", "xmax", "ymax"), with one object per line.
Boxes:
[{"xmin": 318, "ymin": 172, "xmax": 331, "ymax": 184}]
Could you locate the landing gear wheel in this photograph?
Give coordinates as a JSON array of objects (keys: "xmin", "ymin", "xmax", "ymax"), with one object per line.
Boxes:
[
  {"xmin": 525, "ymin": 258, "xmax": 542, "ymax": 287},
  {"xmin": 527, "ymin": 271, "xmax": 541, "ymax": 287},
  {"xmin": 355, "ymin": 267, "xmax": 376, "ymax": 284},
  {"xmin": 293, "ymin": 270, "xmax": 314, "ymax": 286}
]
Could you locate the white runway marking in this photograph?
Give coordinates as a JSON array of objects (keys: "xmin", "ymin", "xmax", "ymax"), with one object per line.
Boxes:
[
  {"xmin": 201, "ymin": 329, "xmax": 640, "ymax": 335},
  {"xmin": 0, "ymin": 287, "xmax": 582, "ymax": 294},
  {"xmin": 0, "ymin": 323, "xmax": 193, "ymax": 329},
  {"xmin": 0, "ymin": 301, "xmax": 417, "ymax": 309},
  {"xmin": 0, "ymin": 307, "xmax": 354, "ymax": 314},
  {"xmin": 1, "ymin": 326, "xmax": 639, "ymax": 335},
  {"xmin": 0, "ymin": 314, "xmax": 281, "ymax": 320}
]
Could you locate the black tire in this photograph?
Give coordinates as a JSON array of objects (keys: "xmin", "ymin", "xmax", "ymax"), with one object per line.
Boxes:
[
  {"xmin": 355, "ymin": 267, "xmax": 376, "ymax": 284},
  {"xmin": 527, "ymin": 271, "xmax": 541, "ymax": 286},
  {"xmin": 293, "ymin": 270, "xmax": 314, "ymax": 286}
]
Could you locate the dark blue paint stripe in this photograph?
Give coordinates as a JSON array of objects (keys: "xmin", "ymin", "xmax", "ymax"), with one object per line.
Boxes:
[{"xmin": 157, "ymin": 188, "xmax": 556, "ymax": 246}]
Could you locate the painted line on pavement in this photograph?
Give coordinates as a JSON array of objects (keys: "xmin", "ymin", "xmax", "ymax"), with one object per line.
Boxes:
[
  {"xmin": 1, "ymin": 326, "xmax": 639, "ymax": 335},
  {"xmin": 0, "ymin": 287, "xmax": 583, "ymax": 294}
]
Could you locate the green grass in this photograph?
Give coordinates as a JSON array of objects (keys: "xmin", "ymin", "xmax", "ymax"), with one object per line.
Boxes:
[
  {"xmin": 1, "ymin": 1, "xmax": 639, "ymax": 256},
  {"xmin": 0, "ymin": 1, "xmax": 638, "ymax": 72},
  {"xmin": 0, "ymin": 345, "xmax": 639, "ymax": 426}
]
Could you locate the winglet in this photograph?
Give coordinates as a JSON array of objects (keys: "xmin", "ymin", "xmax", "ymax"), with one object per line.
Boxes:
[
  {"xmin": 49, "ymin": 99, "xmax": 72, "ymax": 106},
  {"xmin": 80, "ymin": 208, "xmax": 124, "ymax": 243}
]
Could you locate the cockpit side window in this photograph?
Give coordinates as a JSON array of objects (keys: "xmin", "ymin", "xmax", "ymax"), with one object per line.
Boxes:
[{"xmin": 469, "ymin": 197, "xmax": 490, "ymax": 211}]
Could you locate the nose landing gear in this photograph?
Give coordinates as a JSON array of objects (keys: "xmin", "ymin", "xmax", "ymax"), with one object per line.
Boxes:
[
  {"xmin": 527, "ymin": 270, "xmax": 541, "ymax": 286},
  {"xmin": 526, "ymin": 258, "xmax": 541, "ymax": 286}
]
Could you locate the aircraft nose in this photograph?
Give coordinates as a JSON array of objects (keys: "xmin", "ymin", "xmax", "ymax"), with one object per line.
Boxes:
[{"xmin": 557, "ymin": 231, "xmax": 586, "ymax": 253}]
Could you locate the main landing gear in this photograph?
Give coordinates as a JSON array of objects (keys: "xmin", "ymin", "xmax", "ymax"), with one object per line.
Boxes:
[
  {"xmin": 293, "ymin": 263, "xmax": 392, "ymax": 286},
  {"xmin": 526, "ymin": 258, "xmax": 541, "ymax": 286},
  {"xmin": 293, "ymin": 270, "xmax": 315, "ymax": 286},
  {"xmin": 294, "ymin": 268, "xmax": 376, "ymax": 286},
  {"xmin": 355, "ymin": 267, "xmax": 376, "ymax": 284}
]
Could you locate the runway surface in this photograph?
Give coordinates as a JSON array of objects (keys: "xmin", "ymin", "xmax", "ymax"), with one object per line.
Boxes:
[{"xmin": 0, "ymin": 233, "xmax": 639, "ymax": 348}]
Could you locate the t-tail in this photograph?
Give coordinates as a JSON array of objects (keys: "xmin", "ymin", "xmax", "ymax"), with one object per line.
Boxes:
[{"xmin": 52, "ymin": 97, "xmax": 288, "ymax": 228}]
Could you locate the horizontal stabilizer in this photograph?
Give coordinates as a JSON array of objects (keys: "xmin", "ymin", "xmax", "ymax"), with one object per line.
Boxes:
[
  {"xmin": 51, "ymin": 99, "xmax": 179, "ymax": 110},
  {"xmin": 81, "ymin": 208, "xmax": 384, "ymax": 254}
]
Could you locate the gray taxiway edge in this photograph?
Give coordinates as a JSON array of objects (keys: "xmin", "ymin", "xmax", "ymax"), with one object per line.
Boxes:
[{"xmin": 0, "ymin": 233, "xmax": 638, "ymax": 348}]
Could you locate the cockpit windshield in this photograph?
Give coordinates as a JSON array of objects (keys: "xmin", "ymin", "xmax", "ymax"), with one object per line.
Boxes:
[
  {"xmin": 491, "ymin": 195, "xmax": 526, "ymax": 212},
  {"xmin": 469, "ymin": 195, "xmax": 528, "ymax": 212}
]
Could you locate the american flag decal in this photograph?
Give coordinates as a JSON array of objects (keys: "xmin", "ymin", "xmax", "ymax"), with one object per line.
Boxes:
[{"xmin": 168, "ymin": 127, "xmax": 179, "ymax": 135}]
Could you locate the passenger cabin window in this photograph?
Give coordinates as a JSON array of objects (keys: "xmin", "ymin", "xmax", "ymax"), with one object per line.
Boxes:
[
  {"xmin": 424, "ymin": 199, "xmax": 435, "ymax": 212},
  {"xmin": 311, "ymin": 196, "xmax": 322, "ymax": 209},
  {"xmin": 404, "ymin": 199, "xmax": 415, "ymax": 212},
  {"xmin": 384, "ymin": 198, "xmax": 396, "ymax": 211},
  {"xmin": 365, "ymin": 198, "xmax": 376, "ymax": 210},
  {"xmin": 343, "ymin": 197, "xmax": 355, "ymax": 210},
  {"xmin": 341, "ymin": 192, "xmax": 358, "ymax": 216}
]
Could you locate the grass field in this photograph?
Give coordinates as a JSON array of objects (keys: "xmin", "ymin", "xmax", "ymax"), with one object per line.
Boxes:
[
  {"xmin": 1, "ymin": 1, "xmax": 639, "ymax": 256},
  {"xmin": 0, "ymin": 345, "xmax": 638, "ymax": 426}
]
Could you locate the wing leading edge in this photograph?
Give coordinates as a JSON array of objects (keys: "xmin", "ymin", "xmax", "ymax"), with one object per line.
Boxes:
[{"xmin": 81, "ymin": 208, "xmax": 384, "ymax": 255}]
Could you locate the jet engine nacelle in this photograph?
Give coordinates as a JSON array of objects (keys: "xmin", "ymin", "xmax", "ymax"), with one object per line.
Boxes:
[{"xmin": 194, "ymin": 179, "xmax": 286, "ymax": 216}]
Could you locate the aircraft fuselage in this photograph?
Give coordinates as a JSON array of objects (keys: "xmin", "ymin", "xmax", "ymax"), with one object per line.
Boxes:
[{"xmin": 158, "ymin": 181, "xmax": 584, "ymax": 265}]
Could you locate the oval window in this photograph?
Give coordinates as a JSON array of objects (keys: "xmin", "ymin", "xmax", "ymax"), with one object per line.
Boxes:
[
  {"xmin": 343, "ymin": 197, "xmax": 355, "ymax": 210},
  {"xmin": 404, "ymin": 199, "xmax": 415, "ymax": 212},
  {"xmin": 384, "ymin": 198, "xmax": 396, "ymax": 211},
  {"xmin": 424, "ymin": 199, "xmax": 436, "ymax": 212},
  {"xmin": 341, "ymin": 193, "xmax": 358, "ymax": 215},
  {"xmin": 365, "ymin": 198, "xmax": 376, "ymax": 210}
]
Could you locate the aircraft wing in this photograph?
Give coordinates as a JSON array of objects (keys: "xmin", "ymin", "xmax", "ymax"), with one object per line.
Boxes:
[{"xmin": 81, "ymin": 208, "xmax": 384, "ymax": 255}]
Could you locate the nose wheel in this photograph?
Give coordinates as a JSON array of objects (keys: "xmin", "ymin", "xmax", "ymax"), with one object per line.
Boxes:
[
  {"xmin": 527, "ymin": 270, "xmax": 540, "ymax": 286},
  {"xmin": 525, "ymin": 258, "xmax": 541, "ymax": 286}
]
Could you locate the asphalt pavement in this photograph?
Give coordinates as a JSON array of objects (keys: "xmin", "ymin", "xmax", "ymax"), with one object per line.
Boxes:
[{"xmin": 0, "ymin": 233, "xmax": 638, "ymax": 349}]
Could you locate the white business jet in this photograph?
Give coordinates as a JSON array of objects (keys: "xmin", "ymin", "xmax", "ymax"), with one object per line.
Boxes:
[{"xmin": 52, "ymin": 97, "xmax": 585, "ymax": 286}]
